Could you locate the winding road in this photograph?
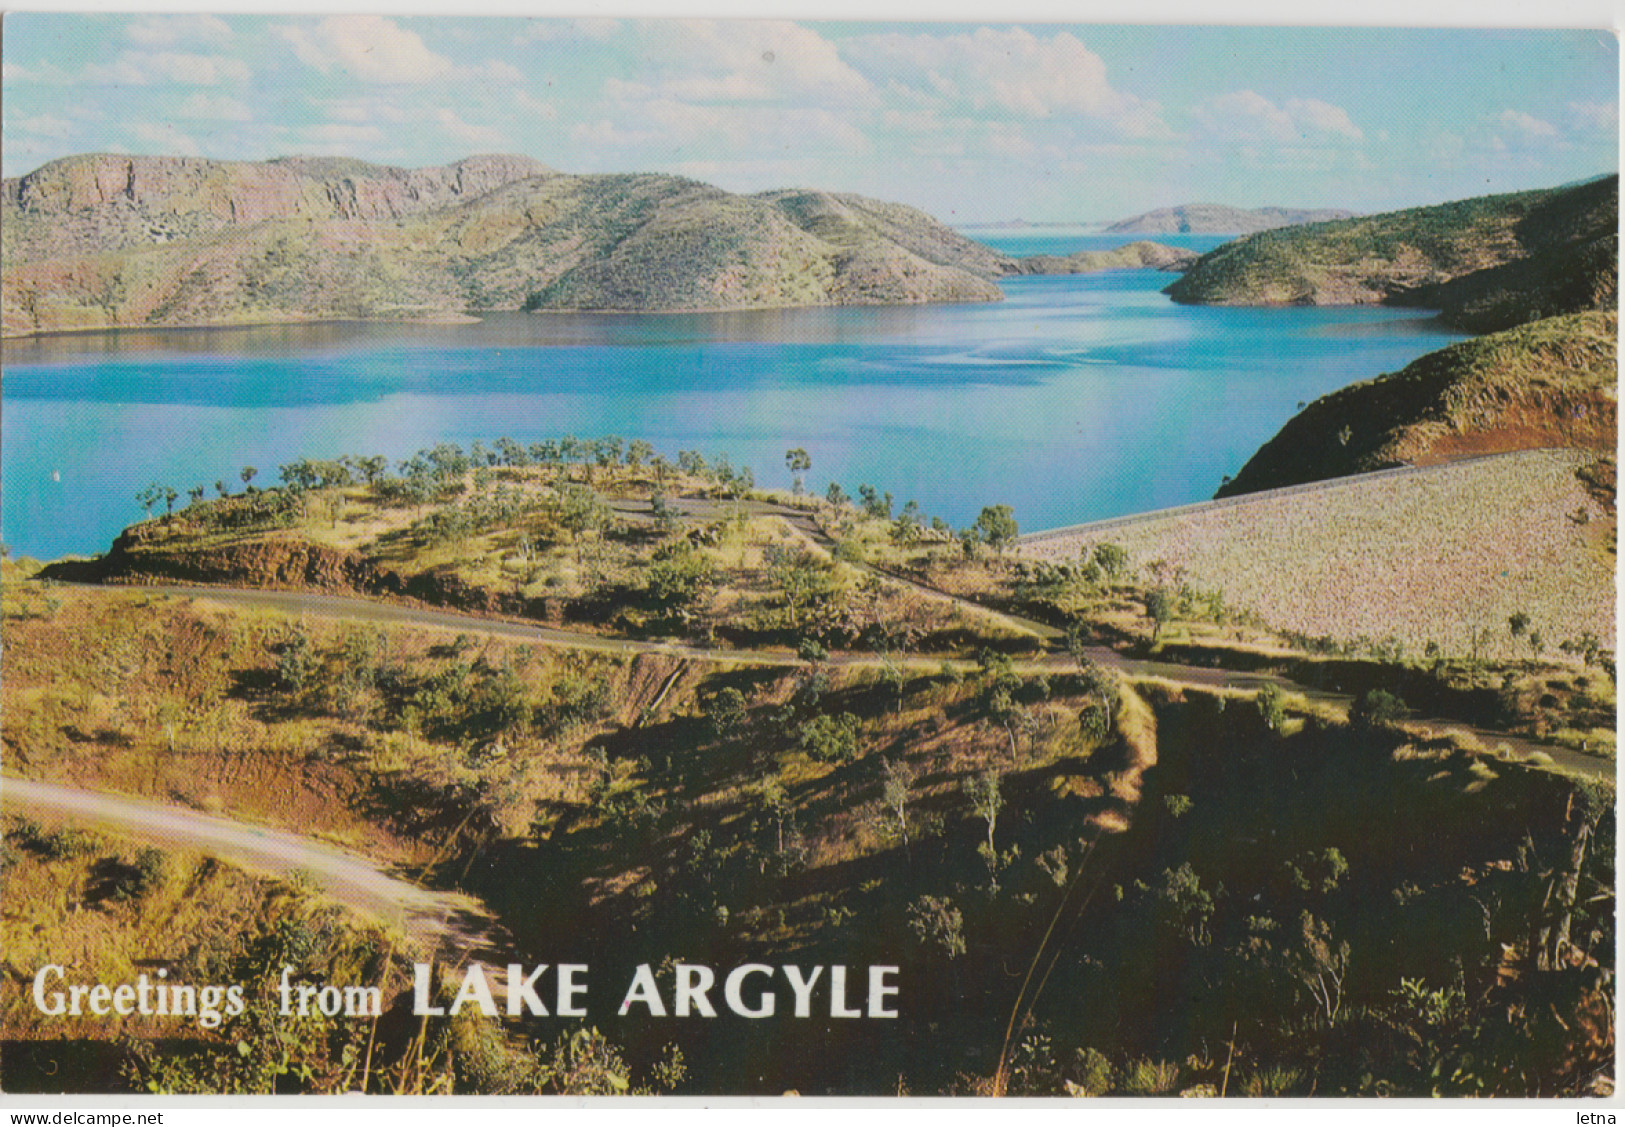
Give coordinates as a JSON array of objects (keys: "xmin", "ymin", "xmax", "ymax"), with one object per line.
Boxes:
[
  {"xmin": 1, "ymin": 775, "xmax": 504, "ymax": 962},
  {"xmin": 10, "ymin": 518, "xmax": 1608, "ymax": 964}
]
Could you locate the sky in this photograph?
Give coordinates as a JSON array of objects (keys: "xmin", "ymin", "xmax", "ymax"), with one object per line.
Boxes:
[{"xmin": 2, "ymin": 12, "xmax": 1618, "ymax": 222}]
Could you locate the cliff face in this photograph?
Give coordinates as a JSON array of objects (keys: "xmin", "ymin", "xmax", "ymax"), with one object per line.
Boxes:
[
  {"xmin": 1215, "ymin": 311, "xmax": 1618, "ymax": 498},
  {"xmin": 2, "ymin": 153, "xmax": 1010, "ymax": 336},
  {"xmin": 1165, "ymin": 177, "xmax": 1618, "ymax": 331}
]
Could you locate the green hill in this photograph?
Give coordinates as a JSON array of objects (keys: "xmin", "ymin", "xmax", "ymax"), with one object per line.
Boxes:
[
  {"xmin": 1, "ymin": 154, "xmax": 1012, "ymax": 336},
  {"xmin": 1166, "ymin": 177, "xmax": 1617, "ymax": 331}
]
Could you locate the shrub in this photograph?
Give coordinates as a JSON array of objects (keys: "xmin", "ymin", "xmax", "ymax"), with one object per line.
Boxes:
[{"xmin": 797, "ymin": 712, "xmax": 861, "ymax": 763}]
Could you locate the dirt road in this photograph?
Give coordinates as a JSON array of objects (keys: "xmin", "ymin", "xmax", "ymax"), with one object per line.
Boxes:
[{"xmin": 1, "ymin": 775, "xmax": 504, "ymax": 962}]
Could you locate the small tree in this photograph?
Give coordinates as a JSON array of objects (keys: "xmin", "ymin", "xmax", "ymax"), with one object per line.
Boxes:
[
  {"xmin": 908, "ymin": 895, "xmax": 966, "ymax": 959},
  {"xmin": 1145, "ymin": 589, "xmax": 1174, "ymax": 641},
  {"xmin": 1093, "ymin": 543, "xmax": 1129, "ymax": 582},
  {"xmin": 785, "ymin": 448, "xmax": 812, "ymax": 496},
  {"xmin": 1508, "ymin": 611, "xmax": 1530, "ymax": 639},
  {"xmin": 240, "ymin": 466, "xmax": 258, "ymax": 491},
  {"xmin": 881, "ymin": 757, "xmax": 918, "ymax": 858},
  {"xmin": 1256, "ymin": 682, "xmax": 1287, "ymax": 732},
  {"xmin": 798, "ymin": 712, "xmax": 861, "ymax": 763},
  {"xmin": 974, "ymin": 505, "xmax": 1018, "ymax": 554},
  {"xmin": 963, "ymin": 768, "xmax": 1005, "ymax": 881},
  {"xmin": 826, "ymin": 482, "xmax": 849, "ymax": 508},
  {"xmin": 701, "ymin": 685, "xmax": 748, "ymax": 740},
  {"xmin": 1350, "ymin": 688, "xmax": 1407, "ymax": 730}
]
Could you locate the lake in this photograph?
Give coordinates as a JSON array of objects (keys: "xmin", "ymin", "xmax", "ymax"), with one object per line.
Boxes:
[{"xmin": 2, "ymin": 233, "xmax": 1468, "ymax": 561}]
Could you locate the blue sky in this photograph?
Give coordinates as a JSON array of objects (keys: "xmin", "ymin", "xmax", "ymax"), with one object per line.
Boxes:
[{"xmin": 3, "ymin": 14, "xmax": 1617, "ymax": 221}]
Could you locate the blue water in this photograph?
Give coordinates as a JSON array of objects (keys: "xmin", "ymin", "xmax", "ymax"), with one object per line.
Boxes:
[{"xmin": 3, "ymin": 265, "xmax": 1465, "ymax": 561}]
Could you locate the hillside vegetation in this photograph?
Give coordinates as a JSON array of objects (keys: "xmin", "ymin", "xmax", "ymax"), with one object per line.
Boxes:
[
  {"xmin": 1, "ymin": 154, "xmax": 1013, "ymax": 336},
  {"xmin": 1217, "ymin": 312, "xmax": 1618, "ymax": 496},
  {"xmin": 1165, "ymin": 176, "xmax": 1617, "ymax": 331}
]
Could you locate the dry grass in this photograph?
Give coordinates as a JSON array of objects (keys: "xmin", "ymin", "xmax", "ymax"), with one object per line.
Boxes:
[{"xmin": 1019, "ymin": 450, "xmax": 1613, "ymax": 660}]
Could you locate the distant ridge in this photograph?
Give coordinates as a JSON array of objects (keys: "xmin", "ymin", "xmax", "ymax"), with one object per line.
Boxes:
[
  {"xmin": 1, "ymin": 153, "xmax": 1014, "ymax": 337},
  {"xmin": 1104, "ymin": 203, "xmax": 1356, "ymax": 234}
]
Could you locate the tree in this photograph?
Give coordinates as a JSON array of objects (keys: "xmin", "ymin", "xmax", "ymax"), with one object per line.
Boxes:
[
  {"xmin": 974, "ymin": 505, "xmax": 1018, "ymax": 553},
  {"xmin": 556, "ymin": 485, "xmax": 611, "ymax": 543},
  {"xmin": 763, "ymin": 543, "xmax": 843, "ymax": 635},
  {"xmin": 858, "ymin": 485, "xmax": 892, "ymax": 520},
  {"xmin": 880, "ymin": 757, "xmax": 918, "ymax": 858},
  {"xmin": 1350, "ymin": 688, "xmax": 1407, "ymax": 729},
  {"xmin": 1145, "ymin": 589, "xmax": 1174, "ymax": 641},
  {"xmin": 240, "ymin": 466, "xmax": 258, "ymax": 491},
  {"xmin": 187, "ymin": 485, "xmax": 205, "ymax": 507},
  {"xmin": 1508, "ymin": 611, "xmax": 1530, "ymax": 639},
  {"xmin": 798, "ymin": 712, "xmax": 860, "ymax": 763},
  {"xmin": 357, "ymin": 455, "xmax": 389, "ymax": 486},
  {"xmin": 1256, "ymin": 682, "xmax": 1287, "ymax": 732},
  {"xmin": 626, "ymin": 439, "xmax": 654, "ymax": 469},
  {"xmin": 161, "ymin": 486, "xmax": 178, "ymax": 517},
  {"xmin": 701, "ymin": 685, "xmax": 748, "ymax": 740},
  {"xmin": 908, "ymin": 895, "xmax": 966, "ymax": 959},
  {"xmin": 646, "ymin": 541, "xmax": 715, "ymax": 627},
  {"xmin": 1092, "ymin": 542, "xmax": 1129, "ymax": 582},
  {"xmin": 963, "ymin": 768, "xmax": 1004, "ymax": 861},
  {"xmin": 891, "ymin": 500, "xmax": 921, "ymax": 546},
  {"xmin": 785, "ymin": 448, "xmax": 811, "ymax": 496},
  {"xmin": 826, "ymin": 482, "xmax": 849, "ymax": 508}
]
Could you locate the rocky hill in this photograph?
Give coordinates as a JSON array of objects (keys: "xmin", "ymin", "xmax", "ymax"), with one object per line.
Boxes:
[
  {"xmin": 1011, "ymin": 240, "xmax": 1197, "ymax": 275},
  {"xmin": 1104, "ymin": 203, "xmax": 1356, "ymax": 234},
  {"xmin": 1165, "ymin": 176, "xmax": 1618, "ymax": 331},
  {"xmin": 1, "ymin": 154, "xmax": 1014, "ymax": 336},
  {"xmin": 1215, "ymin": 310, "xmax": 1617, "ymax": 497}
]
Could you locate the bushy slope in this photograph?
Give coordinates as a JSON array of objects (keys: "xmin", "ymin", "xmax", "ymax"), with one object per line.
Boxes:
[
  {"xmin": 1165, "ymin": 177, "xmax": 1618, "ymax": 329},
  {"xmin": 1, "ymin": 154, "xmax": 1010, "ymax": 336},
  {"xmin": 1217, "ymin": 311, "xmax": 1617, "ymax": 497}
]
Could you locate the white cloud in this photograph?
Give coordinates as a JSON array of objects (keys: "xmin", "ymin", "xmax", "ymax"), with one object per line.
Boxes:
[
  {"xmin": 303, "ymin": 123, "xmax": 386, "ymax": 146},
  {"xmin": 13, "ymin": 113, "xmax": 75, "ymax": 138},
  {"xmin": 175, "ymin": 93, "xmax": 251, "ymax": 122},
  {"xmin": 3, "ymin": 60, "xmax": 80, "ymax": 85},
  {"xmin": 1193, "ymin": 90, "xmax": 1363, "ymax": 144},
  {"xmin": 132, "ymin": 122, "xmax": 202, "ymax": 156},
  {"xmin": 316, "ymin": 98, "xmax": 413, "ymax": 126},
  {"xmin": 436, "ymin": 109, "xmax": 508, "ymax": 149},
  {"xmin": 517, "ymin": 18, "xmax": 620, "ymax": 43},
  {"xmin": 626, "ymin": 20, "xmax": 872, "ymax": 105},
  {"xmin": 82, "ymin": 52, "xmax": 250, "ymax": 87},
  {"xmin": 512, "ymin": 90, "xmax": 558, "ymax": 121},
  {"xmin": 574, "ymin": 98, "xmax": 869, "ymax": 157},
  {"xmin": 1568, "ymin": 100, "xmax": 1619, "ymax": 133},
  {"xmin": 1285, "ymin": 98, "xmax": 1363, "ymax": 142},
  {"xmin": 1496, "ymin": 109, "xmax": 1559, "ymax": 141},
  {"xmin": 844, "ymin": 27, "xmax": 1165, "ymax": 136},
  {"xmin": 275, "ymin": 16, "xmax": 453, "ymax": 84},
  {"xmin": 125, "ymin": 15, "xmax": 232, "ymax": 47}
]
